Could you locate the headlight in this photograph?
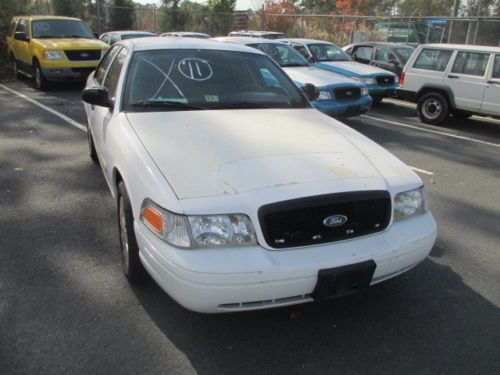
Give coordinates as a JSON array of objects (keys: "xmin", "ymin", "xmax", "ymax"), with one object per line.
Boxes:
[
  {"xmin": 43, "ymin": 50, "xmax": 63, "ymax": 60},
  {"xmin": 317, "ymin": 90, "xmax": 333, "ymax": 100},
  {"xmin": 140, "ymin": 199, "xmax": 257, "ymax": 248},
  {"xmin": 361, "ymin": 87, "xmax": 369, "ymax": 96},
  {"xmin": 394, "ymin": 187, "xmax": 427, "ymax": 220},
  {"xmin": 360, "ymin": 77, "xmax": 377, "ymax": 85},
  {"xmin": 394, "ymin": 75, "xmax": 400, "ymax": 84}
]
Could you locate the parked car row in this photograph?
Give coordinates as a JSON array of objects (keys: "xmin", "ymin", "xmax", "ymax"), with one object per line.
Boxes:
[{"xmin": 6, "ymin": 16, "xmax": 499, "ymax": 125}]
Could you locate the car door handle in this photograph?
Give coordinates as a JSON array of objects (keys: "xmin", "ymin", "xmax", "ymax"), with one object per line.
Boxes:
[{"xmin": 448, "ymin": 75, "xmax": 459, "ymax": 79}]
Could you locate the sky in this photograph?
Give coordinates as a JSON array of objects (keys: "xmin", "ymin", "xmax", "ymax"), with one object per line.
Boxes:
[{"xmin": 134, "ymin": 0, "xmax": 261, "ymax": 11}]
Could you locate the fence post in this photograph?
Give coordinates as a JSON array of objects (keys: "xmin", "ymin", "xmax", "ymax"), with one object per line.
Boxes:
[
  {"xmin": 341, "ymin": 16, "xmax": 345, "ymax": 45},
  {"xmin": 96, "ymin": 0, "xmax": 101, "ymax": 34},
  {"xmin": 473, "ymin": 18, "xmax": 480, "ymax": 45}
]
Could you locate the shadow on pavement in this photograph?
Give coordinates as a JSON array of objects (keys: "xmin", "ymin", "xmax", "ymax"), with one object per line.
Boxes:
[
  {"xmin": 133, "ymin": 258, "xmax": 500, "ymax": 375},
  {"xmin": 372, "ymin": 101, "xmax": 500, "ymax": 142}
]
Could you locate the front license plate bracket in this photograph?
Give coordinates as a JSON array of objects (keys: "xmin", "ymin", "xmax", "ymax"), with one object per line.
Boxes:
[{"xmin": 311, "ymin": 260, "xmax": 377, "ymax": 301}]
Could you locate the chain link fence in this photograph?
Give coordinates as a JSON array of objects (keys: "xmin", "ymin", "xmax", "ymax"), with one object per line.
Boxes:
[{"xmin": 87, "ymin": 5, "xmax": 500, "ymax": 47}]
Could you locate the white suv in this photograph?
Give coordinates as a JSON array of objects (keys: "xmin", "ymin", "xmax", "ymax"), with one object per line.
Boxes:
[{"xmin": 398, "ymin": 44, "xmax": 500, "ymax": 124}]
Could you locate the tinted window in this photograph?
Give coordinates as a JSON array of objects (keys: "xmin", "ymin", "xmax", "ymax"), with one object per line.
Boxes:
[
  {"xmin": 353, "ymin": 46, "xmax": 373, "ymax": 61},
  {"xmin": 452, "ymin": 52, "xmax": 490, "ymax": 76},
  {"xmin": 103, "ymin": 48, "xmax": 128, "ymax": 100},
  {"xmin": 94, "ymin": 46, "xmax": 121, "ymax": 85},
  {"xmin": 493, "ymin": 55, "xmax": 500, "ymax": 79},
  {"xmin": 121, "ymin": 33, "xmax": 153, "ymax": 40},
  {"xmin": 394, "ymin": 47, "xmax": 414, "ymax": 64},
  {"xmin": 32, "ymin": 19, "xmax": 94, "ymax": 39},
  {"xmin": 249, "ymin": 43, "xmax": 309, "ymax": 67},
  {"xmin": 123, "ymin": 49, "xmax": 309, "ymax": 112},
  {"xmin": 374, "ymin": 47, "xmax": 396, "ymax": 63},
  {"xmin": 413, "ymin": 49, "xmax": 453, "ymax": 71}
]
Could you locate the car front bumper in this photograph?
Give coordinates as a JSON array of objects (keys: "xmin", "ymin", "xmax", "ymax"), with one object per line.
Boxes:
[
  {"xmin": 313, "ymin": 95, "xmax": 372, "ymax": 117},
  {"xmin": 42, "ymin": 67, "xmax": 96, "ymax": 81},
  {"xmin": 366, "ymin": 84, "xmax": 398, "ymax": 98},
  {"xmin": 135, "ymin": 211, "xmax": 437, "ymax": 313}
]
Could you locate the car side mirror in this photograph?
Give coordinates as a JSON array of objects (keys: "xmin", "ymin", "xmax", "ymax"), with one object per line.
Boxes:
[
  {"xmin": 93, "ymin": 32, "xmax": 99, "ymax": 39},
  {"xmin": 388, "ymin": 60, "xmax": 399, "ymax": 66},
  {"xmin": 307, "ymin": 56, "xmax": 316, "ymax": 64},
  {"xmin": 82, "ymin": 86, "xmax": 113, "ymax": 109},
  {"xmin": 302, "ymin": 83, "xmax": 319, "ymax": 101},
  {"xmin": 14, "ymin": 31, "xmax": 29, "ymax": 42}
]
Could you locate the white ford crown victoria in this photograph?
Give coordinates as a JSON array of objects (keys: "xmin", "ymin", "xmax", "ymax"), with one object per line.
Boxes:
[{"xmin": 83, "ymin": 38, "xmax": 437, "ymax": 313}]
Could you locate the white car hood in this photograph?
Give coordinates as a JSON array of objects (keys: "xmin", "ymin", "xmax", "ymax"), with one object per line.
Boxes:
[
  {"xmin": 282, "ymin": 66, "xmax": 359, "ymax": 87},
  {"xmin": 320, "ymin": 61, "xmax": 395, "ymax": 76},
  {"xmin": 127, "ymin": 109, "xmax": 407, "ymax": 200}
]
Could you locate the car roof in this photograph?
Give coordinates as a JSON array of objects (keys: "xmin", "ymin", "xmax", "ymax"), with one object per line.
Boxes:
[
  {"xmin": 102, "ymin": 30, "xmax": 155, "ymax": 36},
  {"xmin": 281, "ymin": 38, "xmax": 336, "ymax": 45},
  {"xmin": 419, "ymin": 43, "xmax": 500, "ymax": 53},
  {"xmin": 231, "ymin": 30, "xmax": 285, "ymax": 35},
  {"xmin": 216, "ymin": 36, "xmax": 284, "ymax": 45},
  {"xmin": 164, "ymin": 32, "xmax": 210, "ymax": 36},
  {"xmin": 118, "ymin": 37, "xmax": 266, "ymax": 54},
  {"xmin": 13, "ymin": 15, "xmax": 81, "ymax": 21},
  {"xmin": 347, "ymin": 42, "xmax": 414, "ymax": 49}
]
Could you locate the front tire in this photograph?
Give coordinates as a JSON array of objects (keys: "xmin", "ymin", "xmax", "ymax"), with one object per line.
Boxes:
[
  {"xmin": 33, "ymin": 60, "xmax": 48, "ymax": 90},
  {"xmin": 417, "ymin": 92, "xmax": 449, "ymax": 125},
  {"xmin": 117, "ymin": 181, "xmax": 148, "ymax": 284},
  {"xmin": 11, "ymin": 56, "xmax": 23, "ymax": 80},
  {"xmin": 87, "ymin": 127, "xmax": 99, "ymax": 164}
]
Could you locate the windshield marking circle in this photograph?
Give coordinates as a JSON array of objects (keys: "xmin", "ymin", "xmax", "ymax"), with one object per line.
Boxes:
[{"xmin": 178, "ymin": 58, "xmax": 213, "ymax": 81}]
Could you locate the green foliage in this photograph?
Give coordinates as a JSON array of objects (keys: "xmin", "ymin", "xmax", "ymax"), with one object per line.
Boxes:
[
  {"xmin": 111, "ymin": 0, "xmax": 135, "ymax": 30},
  {"xmin": 208, "ymin": 0, "xmax": 236, "ymax": 35},
  {"xmin": 52, "ymin": 0, "xmax": 85, "ymax": 18}
]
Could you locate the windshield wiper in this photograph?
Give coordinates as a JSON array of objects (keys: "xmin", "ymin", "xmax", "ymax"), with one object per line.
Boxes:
[
  {"xmin": 281, "ymin": 63, "xmax": 308, "ymax": 67},
  {"xmin": 130, "ymin": 100, "xmax": 207, "ymax": 111}
]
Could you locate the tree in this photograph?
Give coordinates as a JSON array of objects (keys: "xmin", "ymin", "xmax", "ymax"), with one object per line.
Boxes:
[
  {"xmin": 264, "ymin": 0, "xmax": 297, "ymax": 33},
  {"xmin": 52, "ymin": 0, "xmax": 85, "ymax": 18},
  {"xmin": 160, "ymin": 0, "xmax": 182, "ymax": 31},
  {"xmin": 110, "ymin": 0, "xmax": 135, "ymax": 30},
  {"xmin": 208, "ymin": 0, "xmax": 236, "ymax": 36}
]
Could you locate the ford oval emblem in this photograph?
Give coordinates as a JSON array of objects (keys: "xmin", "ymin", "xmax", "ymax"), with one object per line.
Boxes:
[{"xmin": 323, "ymin": 214, "xmax": 348, "ymax": 228}]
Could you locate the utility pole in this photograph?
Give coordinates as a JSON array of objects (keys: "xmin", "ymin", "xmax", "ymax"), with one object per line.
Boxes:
[{"xmin": 448, "ymin": 0, "xmax": 460, "ymax": 43}]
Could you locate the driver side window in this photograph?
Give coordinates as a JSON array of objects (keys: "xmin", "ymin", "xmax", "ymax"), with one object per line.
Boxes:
[
  {"xmin": 103, "ymin": 47, "xmax": 128, "ymax": 101},
  {"xmin": 94, "ymin": 45, "xmax": 121, "ymax": 85},
  {"xmin": 374, "ymin": 47, "xmax": 395, "ymax": 63}
]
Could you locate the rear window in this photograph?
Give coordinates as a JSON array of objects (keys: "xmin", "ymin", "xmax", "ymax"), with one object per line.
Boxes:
[
  {"xmin": 413, "ymin": 49, "xmax": 453, "ymax": 71},
  {"xmin": 451, "ymin": 52, "xmax": 490, "ymax": 76}
]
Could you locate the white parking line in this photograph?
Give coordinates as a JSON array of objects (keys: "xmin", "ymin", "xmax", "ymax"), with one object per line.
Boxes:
[
  {"xmin": 361, "ymin": 114, "xmax": 500, "ymax": 149},
  {"xmin": 409, "ymin": 166, "xmax": 434, "ymax": 175},
  {"xmin": 0, "ymin": 83, "xmax": 87, "ymax": 132}
]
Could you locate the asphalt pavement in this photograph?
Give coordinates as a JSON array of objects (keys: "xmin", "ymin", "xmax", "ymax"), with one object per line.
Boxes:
[{"xmin": 1, "ymin": 79, "xmax": 499, "ymax": 375}]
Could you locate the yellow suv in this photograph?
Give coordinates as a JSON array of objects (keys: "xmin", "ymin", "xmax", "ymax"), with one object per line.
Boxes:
[{"xmin": 7, "ymin": 16, "xmax": 109, "ymax": 90}]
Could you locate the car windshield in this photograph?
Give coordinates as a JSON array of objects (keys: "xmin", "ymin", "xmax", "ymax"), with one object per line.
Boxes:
[
  {"xmin": 394, "ymin": 47, "xmax": 414, "ymax": 64},
  {"xmin": 308, "ymin": 43, "xmax": 351, "ymax": 62},
  {"xmin": 123, "ymin": 49, "xmax": 310, "ymax": 112},
  {"xmin": 121, "ymin": 33, "xmax": 154, "ymax": 40},
  {"xmin": 248, "ymin": 43, "xmax": 309, "ymax": 67},
  {"xmin": 32, "ymin": 19, "xmax": 94, "ymax": 39},
  {"xmin": 183, "ymin": 34, "xmax": 210, "ymax": 39}
]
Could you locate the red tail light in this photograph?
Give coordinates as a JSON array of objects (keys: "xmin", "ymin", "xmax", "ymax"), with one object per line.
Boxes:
[{"xmin": 400, "ymin": 72, "xmax": 405, "ymax": 86}]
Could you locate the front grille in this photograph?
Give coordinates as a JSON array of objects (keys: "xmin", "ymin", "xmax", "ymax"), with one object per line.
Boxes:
[
  {"xmin": 258, "ymin": 191, "xmax": 391, "ymax": 249},
  {"xmin": 71, "ymin": 67, "xmax": 95, "ymax": 74},
  {"xmin": 333, "ymin": 87, "xmax": 361, "ymax": 101},
  {"xmin": 64, "ymin": 50, "xmax": 101, "ymax": 61},
  {"xmin": 376, "ymin": 75, "xmax": 395, "ymax": 85}
]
